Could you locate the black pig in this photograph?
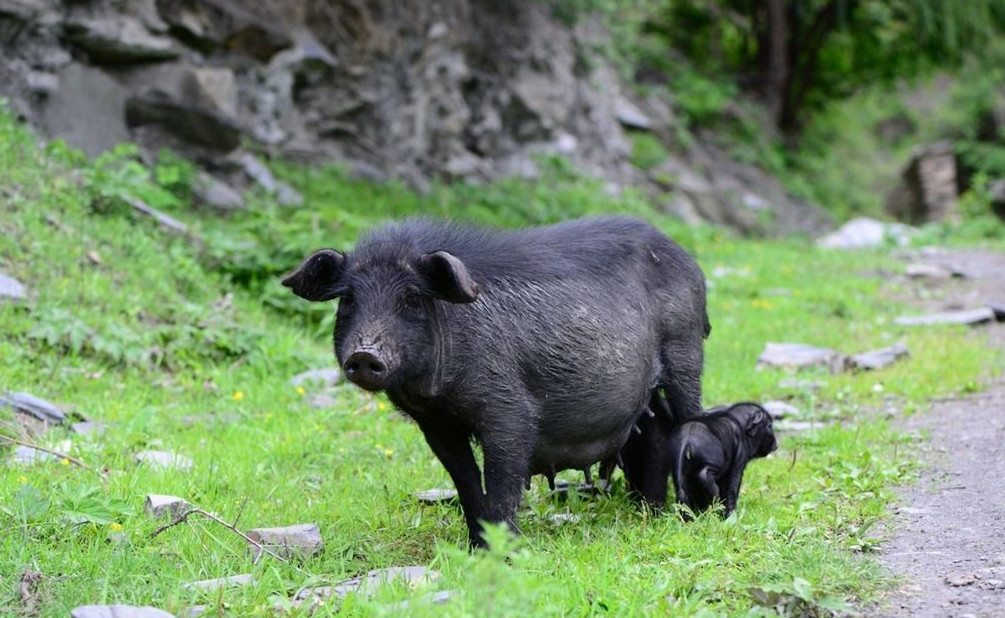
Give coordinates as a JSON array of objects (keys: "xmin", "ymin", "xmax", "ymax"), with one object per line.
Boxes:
[
  {"xmin": 283, "ymin": 217, "xmax": 709, "ymax": 547},
  {"xmin": 669, "ymin": 402, "xmax": 777, "ymax": 519}
]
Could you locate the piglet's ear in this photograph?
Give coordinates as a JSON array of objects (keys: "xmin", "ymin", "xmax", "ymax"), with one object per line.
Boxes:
[
  {"xmin": 418, "ymin": 251, "xmax": 480, "ymax": 303},
  {"xmin": 745, "ymin": 408, "xmax": 767, "ymax": 436},
  {"xmin": 282, "ymin": 249, "xmax": 345, "ymax": 302}
]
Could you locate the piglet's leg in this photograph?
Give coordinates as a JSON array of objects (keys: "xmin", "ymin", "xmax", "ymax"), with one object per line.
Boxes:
[
  {"xmin": 697, "ymin": 467, "xmax": 720, "ymax": 514},
  {"xmin": 722, "ymin": 468, "xmax": 745, "ymax": 518},
  {"xmin": 417, "ymin": 420, "xmax": 486, "ymax": 548}
]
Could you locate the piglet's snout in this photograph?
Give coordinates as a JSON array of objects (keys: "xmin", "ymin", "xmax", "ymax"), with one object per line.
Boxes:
[{"xmin": 344, "ymin": 348, "xmax": 388, "ymax": 391}]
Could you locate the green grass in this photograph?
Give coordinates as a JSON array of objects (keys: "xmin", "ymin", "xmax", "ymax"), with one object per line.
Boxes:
[{"xmin": 1, "ymin": 106, "xmax": 1002, "ymax": 617}]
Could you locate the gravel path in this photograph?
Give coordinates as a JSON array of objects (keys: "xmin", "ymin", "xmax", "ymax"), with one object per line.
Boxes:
[{"xmin": 876, "ymin": 248, "xmax": 1005, "ymax": 618}]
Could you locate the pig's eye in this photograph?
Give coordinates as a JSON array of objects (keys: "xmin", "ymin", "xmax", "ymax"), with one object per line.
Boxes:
[
  {"xmin": 339, "ymin": 293, "xmax": 355, "ymax": 307},
  {"xmin": 402, "ymin": 293, "xmax": 423, "ymax": 311}
]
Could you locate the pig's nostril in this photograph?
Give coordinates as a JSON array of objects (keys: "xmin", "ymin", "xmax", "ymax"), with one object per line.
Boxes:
[{"xmin": 344, "ymin": 349, "xmax": 388, "ymax": 390}]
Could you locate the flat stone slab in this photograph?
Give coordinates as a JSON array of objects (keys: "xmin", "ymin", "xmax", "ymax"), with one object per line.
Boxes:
[
  {"xmin": 290, "ymin": 367, "xmax": 342, "ymax": 389},
  {"xmin": 10, "ymin": 445, "xmax": 59, "ymax": 465},
  {"xmin": 816, "ymin": 217, "xmax": 915, "ymax": 249},
  {"xmin": 894, "ymin": 307, "xmax": 996, "ymax": 327},
  {"xmin": 778, "ymin": 378, "xmax": 825, "ymax": 392},
  {"xmin": 1, "ymin": 391, "xmax": 67, "ymax": 424},
  {"xmin": 905, "ymin": 262, "xmax": 968, "ymax": 279},
  {"xmin": 0, "ymin": 273, "xmax": 27, "ymax": 302},
  {"xmin": 71, "ymin": 421, "xmax": 109, "ymax": 436},
  {"xmin": 70, "ymin": 606, "xmax": 175, "ymax": 618},
  {"xmin": 182, "ymin": 574, "xmax": 253, "ymax": 592},
  {"xmin": 762, "ymin": 400, "xmax": 800, "ymax": 420},
  {"xmin": 386, "ymin": 590, "xmax": 457, "ymax": 611},
  {"xmin": 247, "ymin": 523, "xmax": 323, "ymax": 560},
  {"xmin": 145, "ymin": 494, "xmax": 191, "ymax": 519},
  {"xmin": 849, "ymin": 342, "xmax": 910, "ymax": 371},
  {"xmin": 135, "ymin": 450, "xmax": 193, "ymax": 471},
  {"xmin": 412, "ymin": 488, "xmax": 458, "ymax": 504},
  {"xmin": 295, "ymin": 566, "xmax": 440, "ymax": 602},
  {"xmin": 757, "ymin": 343, "xmax": 846, "ymax": 372}
]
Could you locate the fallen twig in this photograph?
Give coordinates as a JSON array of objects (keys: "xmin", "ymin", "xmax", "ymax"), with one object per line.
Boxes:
[
  {"xmin": 149, "ymin": 507, "xmax": 289, "ymax": 564},
  {"xmin": 0, "ymin": 434, "xmax": 106, "ymax": 481}
]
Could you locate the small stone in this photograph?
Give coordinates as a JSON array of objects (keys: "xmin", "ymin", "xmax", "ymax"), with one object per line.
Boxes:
[
  {"xmin": 945, "ymin": 572, "xmax": 978, "ymax": 587},
  {"xmin": 756, "ymin": 343, "xmax": 846, "ymax": 373},
  {"xmin": 181, "ymin": 607, "xmax": 206, "ymax": 618},
  {"xmin": 905, "ymin": 262, "xmax": 967, "ymax": 279},
  {"xmin": 290, "ymin": 368, "xmax": 342, "ymax": 389},
  {"xmin": 26, "ymin": 71, "xmax": 59, "ymax": 95},
  {"xmin": 292, "ymin": 567, "xmax": 440, "ymax": 604},
  {"xmin": 548, "ymin": 513, "xmax": 581, "ymax": 524},
  {"xmin": 182, "ymin": 574, "xmax": 253, "ymax": 591},
  {"xmin": 412, "ymin": 488, "xmax": 458, "ymax": 504},
  {"xmin": 10, "ymin": 445, "xmax": 59, "ymax": 465},
  {"xmin": 615, "ymin": 96, "xmax": 652, "ymax": 131},
  {"xmin": 307, "ymin": 393, "xmax": 339, "ymax": 410},
  {"xmin": 816, "ymin": 217, "xmax": 916, "ymax": 249},
  {"xmin": 762, "ymin": 401, "xmax": 800, "ymax": 420},
  {"xmin": 0, "ymin": 273, "xmax": 27, "ymax": 301},
  {"xmin": 70, "ymin": 606, "xmax": 175, "ymax": 618},
  {"xmin": 71, "ymin": 422, "xmax": 108, "ymax": 436},
  {"xmin": 135, "ymin": 450, "xmax": 193, "ymax": 471},
  {"xmin": 849, "ymin": 342, "xmax": 910, "ymax": 371},
  {"xmin": 191, "ymin": 172, "xmax": 244, "ymax": 211},
  {"xmin": 144, "ymin": 494, "xmax": 191, "ymax": 518},
  {"xmin": 386, "ymin": 590, "xmax": 457, "ymax": 611},
  {"xmin": 1, "ymin": 391, "xmax": 66, "ymax": 424},
  {"xmin": 894, "ymin": 308, "xmax": 996, "ymax": 327},
  {"xmin": 247, "ymin": 523, "xmax": 323, "ymax": 560},
  {"xmin": 275, "ymin": 182, "xmax": 304, "ymax": 207},
  {"xmin": 778, "ymin": 378, "xmax": 825, "ymax": 392}
]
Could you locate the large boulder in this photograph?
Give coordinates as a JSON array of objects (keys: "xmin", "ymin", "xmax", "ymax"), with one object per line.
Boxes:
[
  {"xmin": 885, "ymin": 141, "xmax": 960, "ymax": 224},
  {"xmin": 41, "ymin": 63, "xmax": 132, "ymax": 157}
]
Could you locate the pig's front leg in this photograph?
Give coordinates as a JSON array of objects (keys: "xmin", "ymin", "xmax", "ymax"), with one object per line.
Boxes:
[
  {"xmin": 478, "ymin": 406, "xmax": 536, "ymax": 543},
  {"xmin": 417, "ymin": 419, "xmax": 487, "ymax": 548}
]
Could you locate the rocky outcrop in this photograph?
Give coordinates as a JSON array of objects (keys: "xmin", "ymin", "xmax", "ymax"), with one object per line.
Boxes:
[
  {"xmin": 0, "ymin": 0, "xmax": 830, "ymax": 234},
  {"xmin": 885, "ymin": 141, "xmax": 960, "ymax": 224}
]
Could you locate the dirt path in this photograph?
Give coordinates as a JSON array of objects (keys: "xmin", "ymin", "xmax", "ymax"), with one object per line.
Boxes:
[{"xmin": 876, "ymin": 248, "xmax": 1005, "ymax": 618}]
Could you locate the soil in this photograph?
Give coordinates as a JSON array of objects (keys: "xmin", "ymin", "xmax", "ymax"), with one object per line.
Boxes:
[{"xmin": 874, "ymin": 248, "xmax": 1005, "ymax": 618}]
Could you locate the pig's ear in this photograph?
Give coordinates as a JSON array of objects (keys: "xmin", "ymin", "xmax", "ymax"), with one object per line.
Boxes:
[
  {"xmin": 282, "ymin": 249, "xmax": 345, "ymax": 302},
  {"xmin": 745, "ymin": 408, "xmax": 768, "ymax": 436},
  {"xmin": 418, "ymin": 251, "xmax": 480, "ymax": 303}
]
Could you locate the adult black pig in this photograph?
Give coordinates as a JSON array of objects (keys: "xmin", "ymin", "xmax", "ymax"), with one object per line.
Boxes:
[{"xmin": 283, "ymin": 216, "xmax": 709, "ymax": 547}]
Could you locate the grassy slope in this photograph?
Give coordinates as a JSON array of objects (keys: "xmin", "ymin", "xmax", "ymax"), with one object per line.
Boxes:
[{"xmin": 1, "ymin": 108, "xmax": 1002, "ymax": 617}]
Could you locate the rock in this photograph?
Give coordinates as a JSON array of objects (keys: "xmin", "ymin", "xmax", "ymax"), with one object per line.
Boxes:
[
  {"xmin": 548, "ymin": 513, "xmax": 581, "ymax": 524},
  {"xmin": 247, "ymin": 522, "xmax": 323, "ymax": 560},
  {"xmin": 885, "ymin": 141, "xmax": 959, "ymax": 224},
  {"xmin": 615, "ymin": 96, "xmax": 652, "ymax": 131},
  {"xmin": 412, "ymin": 488, "xmax": 458, "ymax": 505},
  {"xmin": 777, "ymin": 378, "xmax": 825, "ymax": 392},
  {"xmin": 306, "ymin": 393, "xmax": 338, "ymax": 410},
  {"xmin": 237, "ymin": 153, "xmax": 303, "ymax": 205},
  {"xmin": 70, "ymin": 606, "xmax": 175, "ymax": 618},
  {"xmin": 71, "ymin": 422, "xmax": 109, "ymax": 436},
  {"xmin": 894, "ymin": 308, "xmax": 996, "ymax": 327},
  {"xmin": 191, "ymin": 172, "xmax": 244, "ymax": 211},
  {"xmin": 64, "ymin": 16, "xmax": 181, "ymax": 63},
  {"xmin": 41, "ymin": 63, "xmax": 132, "ymax": 158},
  {"xmin": 144, "ymin": 494, "xmax": 191, "ymax": 518},
  {"xmin": 0, "ymin": 391, "xmax": 66, "ymax": 424},
  {"xmin": 181, "ymin": 607, "xmax": 205, "ymax": 618},
  {"xmin": 10, "ymin": 445, "xmax": 59, "ymax": 465},
  {"xmin": 990, "ymin": 303, "xmax": 1005, "ymax": 322},
  {"xmin": 0, "ymin": 274, "xmax": 27, "ymax": 302},
  {"xmin": 25, "ymin": 70, "xmax": 58, "ymax": 95},
  {"xmin": 154, "ymin": 0, "xmax": 293, "ymax": 60},
  {"xmin": 182, "ymin": 574, "xmax": 254, "ymax": 592},
  {"xmin": 762, "ymin": 401, "xmax": 800, "ymax": 420},
  {"xmin": 905, "ymin": 262, "xmax": 967, "ymax": 279},
  {"xmin": 125, "ymin": 65, "xmax": 242, "ymax": 152},
  {"xmin": 290, "ymin": 368, "xmax": 342, "ymax": 389},
  {"xmin": 135, "ymin": 450, "xmax": 193, "ymax": 471},
  {"xmin": 386, "ymin": 590, "xmax": 457, "ymax": 611},
  {"xmin": 295, "ymin": 566, "xmax": 441, "ymax": 602},
  {"xmin": 817, "ymin": 217, "xmax": 916, "ymax": 250},
  {"xmin": 849, "ymin": 342, "xmax": 910, "ymax": 371},
  {"xmin": 0, "ymin": 0, "xmax": 53, "ymax": 21},
  {"xmin": 756, "ymin": 343, "xmax": 846, "ymax": 373}
]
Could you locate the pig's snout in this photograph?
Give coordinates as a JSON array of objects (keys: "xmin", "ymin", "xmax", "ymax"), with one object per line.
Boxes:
[{"xmin": 344, "ymin": 348, "xmax": 388, "ymax": 391}]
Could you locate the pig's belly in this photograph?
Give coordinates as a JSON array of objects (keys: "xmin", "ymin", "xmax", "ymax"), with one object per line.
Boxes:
[{"xmin": 529, "ymin": 422, "xmax": 635, "ymax": 475}]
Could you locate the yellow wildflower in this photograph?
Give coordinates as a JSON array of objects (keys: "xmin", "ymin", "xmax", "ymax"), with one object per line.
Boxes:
[
  {"xmin": 295, "ymin": 386, "xmax": 306, "ymax": 396},
  {"xmin": 232, "ymin": 391, "xmax": 244, "ymax": 401},
  {"xmin": 377, "ymin": 401, "xmax": 388, "ymax": 411},
  {"xmin": 384, "ymin": 448, "xmax": 394, "ymax": 457},
  {"xmin": 110, "ymin": 522, "xmax": 124, "ymax": 532},
  {"xmin": 61, "ymin": 458, "xmax": 70, "ymax": 466},
  {"xmin": 18, "ymin": 475, "xmax": 27, "ymax": 483}
]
